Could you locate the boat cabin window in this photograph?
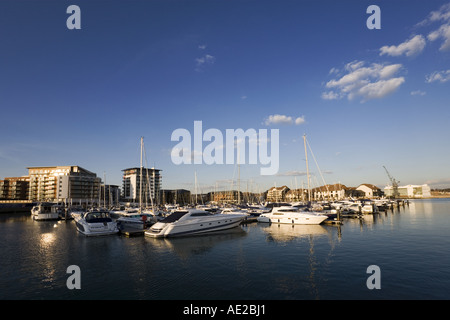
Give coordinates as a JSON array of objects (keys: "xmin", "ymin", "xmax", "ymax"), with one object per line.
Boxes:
[
  {"xmin": 160, "ymin": 210, "xmax": 189, "ymax": 223},
  {"xmin": 85, "ymin": 211, "xmax": 112, "ymax": 223},
  {"xmin": 190, "ymin": 211, "xmax": 212, "ymax": 216}
]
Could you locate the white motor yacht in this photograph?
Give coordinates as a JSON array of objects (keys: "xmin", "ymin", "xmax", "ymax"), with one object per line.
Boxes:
[
  {"xmin": 145, "ymin": 208, "xmax": 247, "ymax": 238},
  {"xmin": 220, "ymin": 207, "xmax": 249, "ymax": 215},
  {"xmin": 257, "ymin": 206, "xmax": 328, "ymax": 225},
  {"xmin": 31, "ymin": 203, "xmax": 61, "ymax": 221},
  {"xmin": 116, "ymin": 211, "xmax": 157, "ymax": 230},
  {"xmin": 361, "ymin": 202, "xmax": 379, "ymax": 214},
  {"xmin": 109, "ymin": 208, "xmax": 139, "ymax": 219},
  {"xmin": 73, "ymin": 210, "xmax": 119, "ymax": 236}
]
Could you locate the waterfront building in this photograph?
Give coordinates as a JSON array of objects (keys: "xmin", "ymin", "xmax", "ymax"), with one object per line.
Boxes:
[
  {"xmin": 312, "ymin": 184, "xmax": 348, "ymax": 200},
  {"xmin": 0, "ymin": 177, "xmax": 29, "ymax": 200},
  {"xmin": 28, "ymin": 166, "xmax": 101, "ymax": 204},
  {"xmin": 285, "ymin": 189, "xmax": 307, "ymax": 202},
  {"xmin": 100, "ymin": 184, "xmax": 121, "ymax": 207},
  {"xmin": 241, "ymin": 191, "xmax": 263, "ymax": 204},
  {"xmin": 161, "ymin": 189, "xmax": 191, "ymax": 205},
  {"xmin": 267, "ymin": 186, "xmax": 290, "ymax": 202},
  {"xmin": 122, "ymin": 167, "xmax": 162, "ymax": 205},
  {"xmin": 209, "ymin": 190, "xmax": 243, "ymax": 204},
  {"xmin": 191, "ymin": 193, "xmax": 209, "ymax": 205},
  {"xmin": 384, "ymin": 184, "xmax": 431, "ymax": 198},
  {"xmin": 356, "ymin": 184, "xmax": 383, "ymax": 198}
]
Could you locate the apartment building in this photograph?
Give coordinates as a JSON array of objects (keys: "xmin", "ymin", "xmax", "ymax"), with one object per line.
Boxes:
[
  {"xmin": 28, "ymin": 166, "xmax": 101, "ymax": 204},
  {"xmin": 122, "ymin": 167, "xmax": 162, "ymax": 204},
  {"xmin": 0, "ymin": 177, "xmax": 29, "ymax": 200},
  {"xmin": 266, "ymin": 186, "xmax": 290, "ymax": 202}
]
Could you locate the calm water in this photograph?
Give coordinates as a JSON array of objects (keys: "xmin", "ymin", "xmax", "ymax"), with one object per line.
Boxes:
[{"xmin": 1, "ymin": 199, "xmax": 450, "ymax": 300}]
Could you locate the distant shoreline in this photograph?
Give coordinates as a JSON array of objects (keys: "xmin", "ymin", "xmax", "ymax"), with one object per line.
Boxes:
[{"xmin": 430, "ymin": 192, "xmax": 450, "ymax": 199}]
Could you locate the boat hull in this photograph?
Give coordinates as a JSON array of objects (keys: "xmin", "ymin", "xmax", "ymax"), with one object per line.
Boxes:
[
  {"xmin": 257, "ymin": 213, "xmax": 327, "ymax": 225},
  {"xmin": 75, "ymin": 221, "xmax": 119, "ymax": 236},
  {"xmin": 72, "ymin": 212, "xmax": 119, "ymax": 236},
  {"xmin": 145, "ymin": 214, "xmax": 245, "ymax": 238},
  {"xmin": 33, "ymin": 213, "xmax": 60, "ymax": 221},
  {"xmin": 31, "ymin": 204, "xmax": 61, "ymax": 221}
]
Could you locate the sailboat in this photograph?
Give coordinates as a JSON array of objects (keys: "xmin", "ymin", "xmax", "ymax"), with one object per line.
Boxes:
[
  {"xmin": 116, "ymin": 137, "xmax": 160, "ymax": 230},
  {"xmin": 257, "ymin": 134, "xmax": 328, "ymax": 225}
]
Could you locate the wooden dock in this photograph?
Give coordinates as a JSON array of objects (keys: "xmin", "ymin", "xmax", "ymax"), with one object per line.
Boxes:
[
  {"xmin": 119, "ymin": 227, "xmax": 145, "ymax": 237},
  {"xmin": 241, "ymin": 216, "xmax": 258, "ymax": 224}
]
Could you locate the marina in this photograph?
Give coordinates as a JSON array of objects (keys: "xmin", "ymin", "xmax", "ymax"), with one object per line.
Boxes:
[
  {"xmin": 1, "ymin": 198, "xmax": 449, "ymax": 300},
  {"xmin": 1, "ymin": 1, "xmax": 450, "ymax": 306}
]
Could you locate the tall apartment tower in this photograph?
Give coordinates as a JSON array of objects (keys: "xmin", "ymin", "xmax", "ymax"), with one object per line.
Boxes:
[{"xmin": 122, "ymin": 167, "xmax": 161, "ymax": 205}]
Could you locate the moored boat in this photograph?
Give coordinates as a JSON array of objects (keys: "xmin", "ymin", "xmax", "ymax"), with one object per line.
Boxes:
[
  {"xmin": 257, "ymin": 206, "xmax": 328, "ymax": 225},
  {"xmin": 31, "ymin": 203, "xmax": 61, "ymax": 221},
  {"xmin": 145, "ymin": 208, "xmax": 247, "ymax": 238},
  {"xmin": 73, "ymin": 210, "xmax": 119, "ymax": 236},
  {"xmin": 116, "ymin": 211, "xmax": 157, "ymax": 230}
]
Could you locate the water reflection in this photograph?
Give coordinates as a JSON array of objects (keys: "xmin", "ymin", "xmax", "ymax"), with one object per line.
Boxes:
[
  {"xmin": 2, "ymin": 199, "xmax": 449, "ymax": 299},
  {"xmin": 408, "ymin": 200, "xmax": 433, "ymax": 216},
  {"xmin": 146, "ymin": 227, "xmax": 248, "ymax": 259},
  {"xmin": 40, "ymin": 232, "xmax": 56, "ymax": 248},
  {"xmin": 341, "ymin": 209, "xmax": 404, "ymax": 231},
  {"xmin": 260, "ymin": 223, "xmax": 328, "ymax": 242},
  {"xmin": 0, "ymin": 212, "xmax": 31, "ymax": 223},
  {"xmin": 258, "ymin": 223, "xmax": 341, "ymax": 299}
]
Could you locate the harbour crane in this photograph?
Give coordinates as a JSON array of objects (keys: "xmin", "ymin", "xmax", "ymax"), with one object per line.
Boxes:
[{"xmin": 383, "ymin": 166, "xmax": 400, "ymax": 198}]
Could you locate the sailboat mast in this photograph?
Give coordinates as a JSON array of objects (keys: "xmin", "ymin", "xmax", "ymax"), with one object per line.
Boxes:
[
  {"xmin": 103, "ymin": 172, "xmax": 106, "ymax": 209},
  {"xmin": 140, "ymin": 136, "xmax": 143, "ymax": 213},
  {"xmin": 195, "ymin": 171, "xmax": 198, "ymax": 204},
  {"xmin": 238, "ymin": 147, "xmax": 241, "ymax": 205},
  {"xmin": 303, "ymin": 134, "xmax": 311, "ymax": 202}
]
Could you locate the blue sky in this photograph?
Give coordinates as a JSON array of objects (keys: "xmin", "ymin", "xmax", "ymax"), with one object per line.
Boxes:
[{"xmin": 1, "ymin": 0, "xmax": 449, "ymax": 193}]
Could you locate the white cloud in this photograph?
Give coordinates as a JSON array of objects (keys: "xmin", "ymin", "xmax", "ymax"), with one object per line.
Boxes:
[
  {"xmin": 429, "ymin": 3, "xmax": 450, "ymax": 22},
  {"xmin": 410, "ymin": 90, "xmax": 426, "ymax": 96},
  {"xmin": 426, "ymin": 69, "xmax": 450, "ymax": 83},
  {"xmin": 425, "ymin": 177, "xmax": 450, "ymax": 187},
  {"xmin": 355, "ymin": 77, "xmax": 405, "ymax": 102},
  {"xmin": 418, "ymin": 3, "xmax": 450, "ymax": 25},
  {"xmin": 427, "ymin": 23, "xmax": 450, "ymax": 51},
  {"xmin": 328, "ymin": 67, "xmax": 339, "ymax": 75},
  {"xmin": 264, "ymin": 114, "xmax": 305, "ymax": 126},
  {"xmin": 198, "ymin": 44, "xmax": 207, "ymax": 50},
  {"xmin": 276, "ymin": 170, "xmax": 307, "ymax": 177},
  {"xmin": 379, "ymin": 35, "xmax": 426, "ymax": 57},
  {"xmin": 295, "ymin": 116, "xmax": 305, "ymax": 125},
  {"xmin": 415, "ymin": 3, "xmax": 450, "ymax": 51},
  {"xmin": 323, "ymin": 61, "xmax": 405, "ymax": 102},
  {"xmin": 378, "ymin": 64, "xmax": 403, "ymax": 79},
  {"xmin": 264, "ymin": 114, "xmax": 293, "ymax": 125},
  {"xmin": 321, "ymin": 91, "xmax": 340, "ymax": 100},
  {"xmin": 195, "ymin": 54, "xmax": 215, "ymax": 72},
  {"xmin": 196, "ymin": 54, "xmax": 215, "ymax": 66}
]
